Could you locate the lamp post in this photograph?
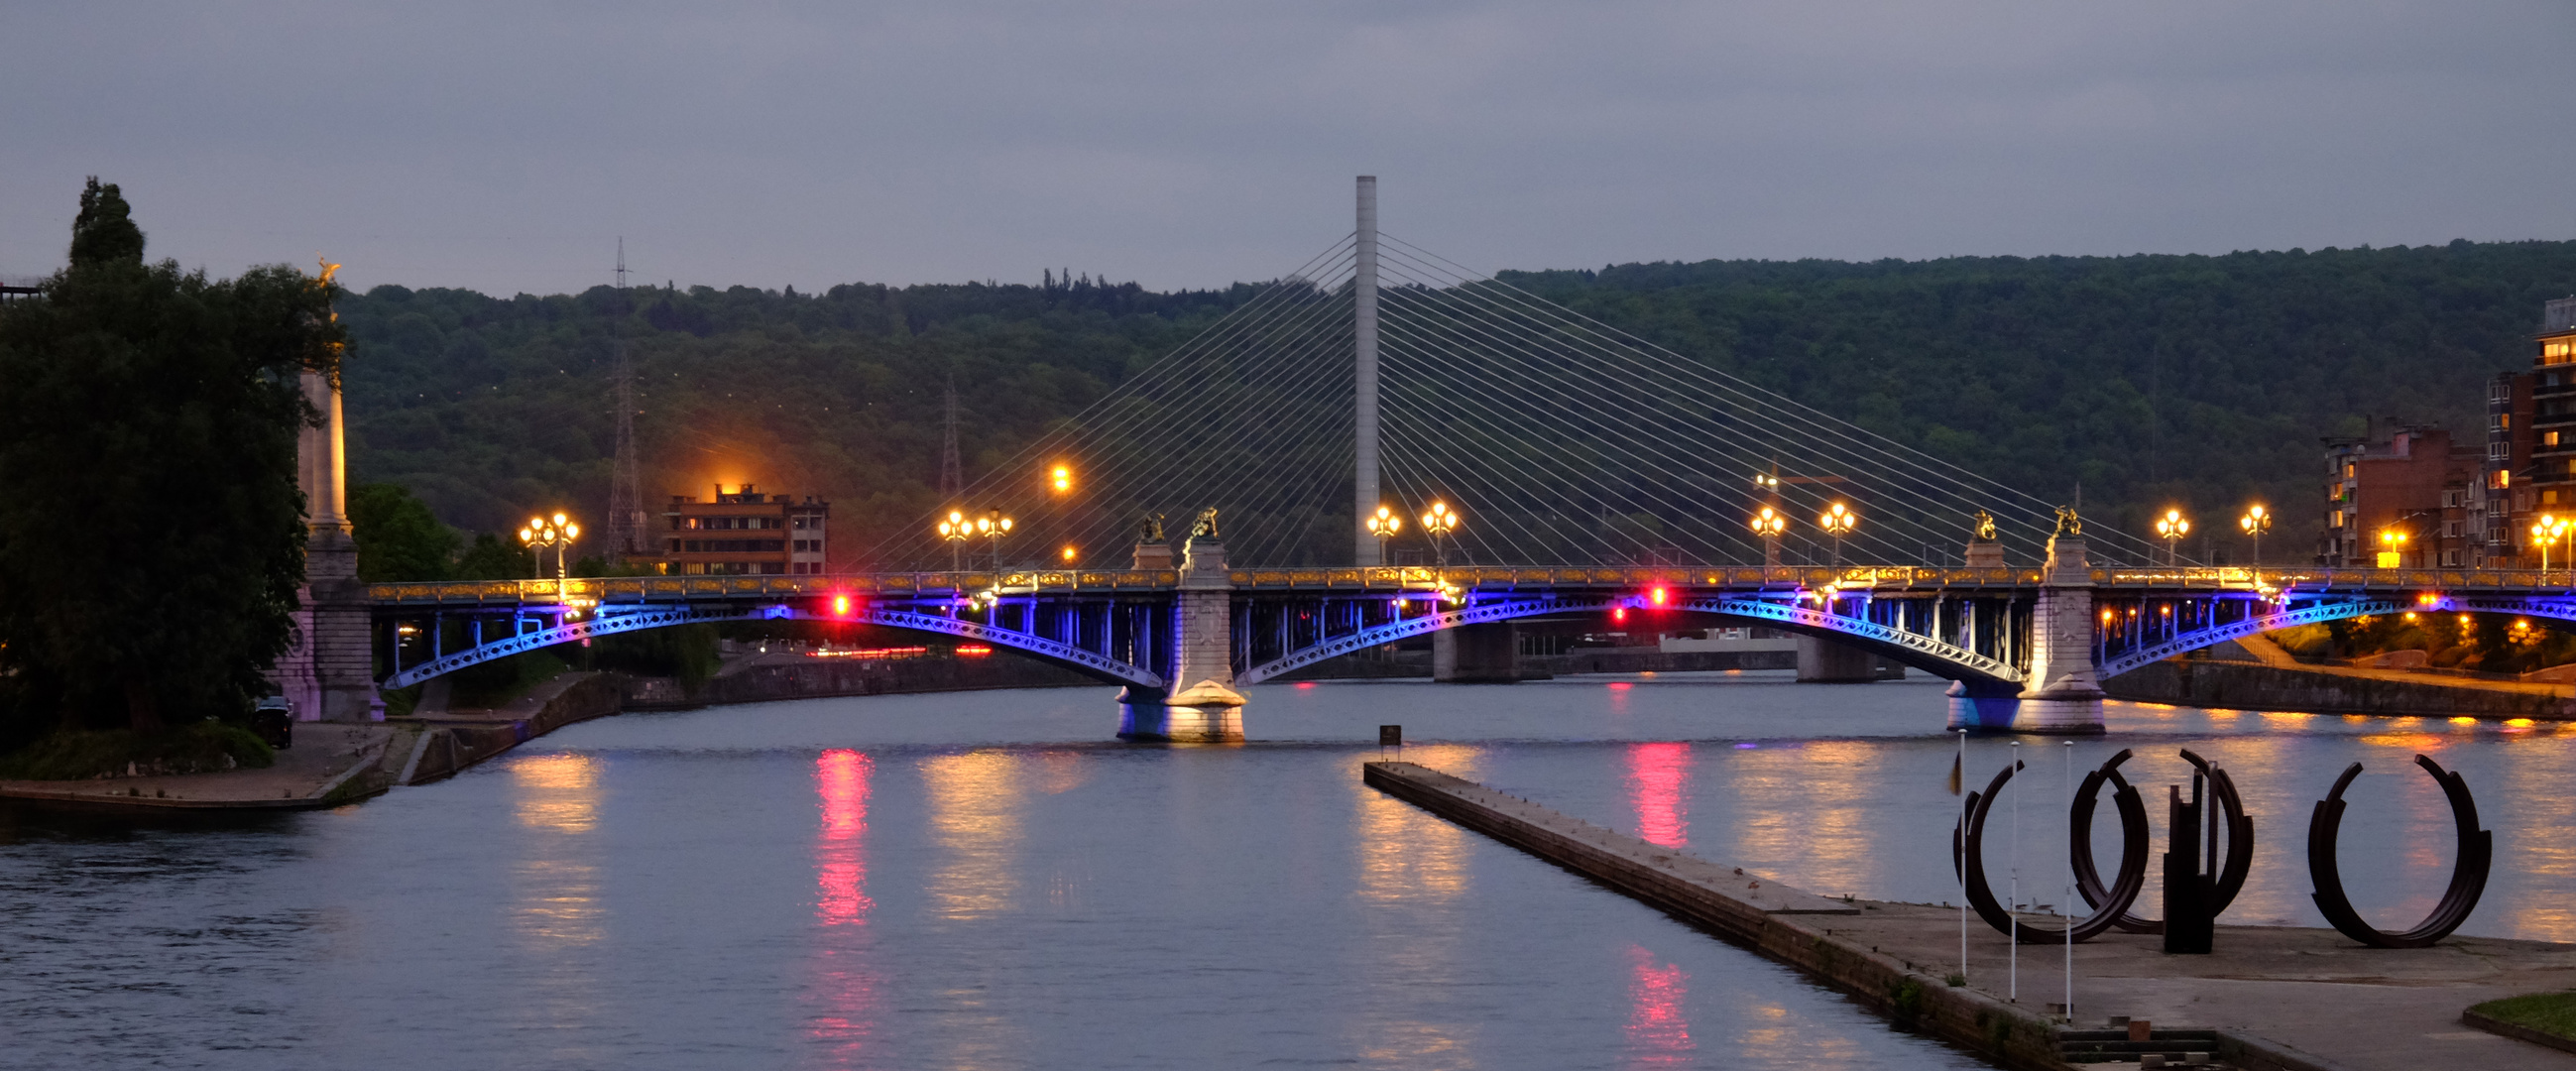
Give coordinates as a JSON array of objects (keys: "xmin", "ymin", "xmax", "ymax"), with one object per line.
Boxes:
[
  {"xmin": 2377, "ymin": 527, "xmax": 2409, "ymax": 569},
  {"xmin": 2156, "ymin": 509, "xmax": 2190, "ymax": 567},
  {"xmin": 1421, "ymin": 501, "xmax": 1459, "ymax": 568},
  {"xmin": 1366, "ymin": 505, "xmax": 1402, "ymax": 566},
  {"xmin": 518, "ymin": 512, "xmax": 579, "ymax": 585},
  {"xmin": 937, "ymin": 510, "xmax": 970, "ymax": 573},
  {"xmin": 1748, "ymin": 505, "xmax": 1788, "ymax": 569},
  {"xmin": 976, "ymin": 509, "xmax": 1013, "ymax": 572},
  {"xmin": 2533, "ymin": 515, "xmax": 2569, "ymax": 578},
  {"xmin": 1818, "ymin": 502, "xmax": 1857, "ymax": 566},
  {"xmin": 2239, "ymin": 505, "xmax": 2272, "ymax": 577}
]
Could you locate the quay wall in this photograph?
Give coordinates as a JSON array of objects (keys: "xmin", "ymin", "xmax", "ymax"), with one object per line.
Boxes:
[{"xmin": 2105, "ymin": 658, "xmax": 2576, "ymax": 719}]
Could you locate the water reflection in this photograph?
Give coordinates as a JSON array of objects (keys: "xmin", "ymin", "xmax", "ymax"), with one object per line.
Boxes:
[
  {"xmin": 1358, "ymin": 744, "xmax": 1478, "ymax": 903},
  {"xmin": 808, "ymin": 749, "xmax": 878, "ymax": 1066},
  {"xmin": 1624, "ymin": 743, "xmax": 1691, "ymax": 849},
  {"xmin": 922, "ymin": 751, "xmax": 1024, "ymax": 920},
  {"xmin": 1623, "ymin": 943, "xmax": 1694, "ymax": 1067},
  {"xmin": 510, "ymin": 754, "xmax": 603, "ymax": 946},
  {"xmin": 815, "ymin": 750, "xmax": 875, "ymax": 924},
  {"xmin": 1727, "ymin": 741, "xmax": 1879, "ymax": 898}
]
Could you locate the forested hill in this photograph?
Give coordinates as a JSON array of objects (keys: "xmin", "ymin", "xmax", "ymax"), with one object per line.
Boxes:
[{"xmin": 339, "ymin": 240, "xmax": 2576, "ymax": 567}]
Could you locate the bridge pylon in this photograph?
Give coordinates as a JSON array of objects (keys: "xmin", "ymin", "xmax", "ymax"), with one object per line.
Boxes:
[
  {"xmin": 2011, "ymin": 533, "xmax": 2107, "ymax": 734},
  {"xmin": 1118, "ymin": 533, "xmax": 1245, "ymax": 742}
]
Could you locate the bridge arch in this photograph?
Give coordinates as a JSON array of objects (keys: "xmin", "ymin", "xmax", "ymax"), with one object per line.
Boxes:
[
  {"xmin": 1236, "ymin": 591, "xmax": 2027, "ymax": 689},
  {"xmin": 381, "ymin": 604, "xmax": 1166, "ymax": 692}
]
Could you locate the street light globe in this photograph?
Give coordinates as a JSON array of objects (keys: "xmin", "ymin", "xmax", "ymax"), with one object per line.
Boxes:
[{"xmin": 1050, "ymin": 464, "xmax": 1074, "ymax": 494}]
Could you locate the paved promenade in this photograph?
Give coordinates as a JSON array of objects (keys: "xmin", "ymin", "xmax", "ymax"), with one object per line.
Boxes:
[
  {"xmin": 1366, "ymin": 760, "xmax": 2576, "ymax": 1071},
  {"xmin": 0, "ymin": 723, "xmax": 407, "ymax": 809}
]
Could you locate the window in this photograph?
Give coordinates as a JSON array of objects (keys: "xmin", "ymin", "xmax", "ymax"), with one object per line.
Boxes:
[
  {"xmin": 2546, "ymin": 338, "xmax": 2576, "ymax": 364},
  {"xmin": 2330, "ymin": 509, "xmax": 2345, "ymax": 529},
  {"xmin": 2343, "ymin": 462, "xmax": 2357, "ymax": 478},
  {"xmin": 2546, "ymin": 490, "xmax": 2561, "ymax": 505},
  {"xmin": 2496, "ymin": 414, "xmax": 2512, "ymax": 431},
  {"xmin": 761, "ymin": 562, "xmax": 785, "ymax": 574},
  {"xmin": 2444, "ymin": 520, "xmax": 2463, "ymax": 538},
  {"xmin": 2442, "ymin": 549, "xmax": 2463, "ymax": 566},
  {"xmin": 2552, "ymin": 431, "xmax": 2565, "ymax": 447}
]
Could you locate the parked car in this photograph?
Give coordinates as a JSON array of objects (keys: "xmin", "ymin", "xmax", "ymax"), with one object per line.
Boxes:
[{"xmin": 251, "ymin": 696, "xmax": 293, "ymax": 750}]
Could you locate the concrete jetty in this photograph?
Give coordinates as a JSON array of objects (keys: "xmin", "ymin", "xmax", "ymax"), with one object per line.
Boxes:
[{"xmin": 1364, "ymin": 761, "xmax": 2576, "ymax": 1071}]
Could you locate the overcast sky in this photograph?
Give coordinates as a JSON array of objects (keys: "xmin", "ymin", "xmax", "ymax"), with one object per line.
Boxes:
[{"xmin": 5, "ymin": 2, "xmax": 2571, "ymax": 296}]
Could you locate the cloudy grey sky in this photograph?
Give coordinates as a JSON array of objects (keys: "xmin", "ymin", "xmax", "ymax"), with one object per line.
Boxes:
[{"xmin": 5, "ymin": 1, "xmax": 2571, "ymax": 296}]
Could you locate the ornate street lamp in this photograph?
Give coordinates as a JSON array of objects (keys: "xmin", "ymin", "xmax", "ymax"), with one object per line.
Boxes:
[
  {"xmin": 975, "ymin": 509, "xmax": 1013, "ymax": 571},
  {"xmin": 2239, "ymin": 505, "xmax": 2272, "ymax": 575},
  {"xmin": 1049, "ymin": 463, "xmax": 1074, "ymax": 496},
  {"xmin": 1421, "ymin": 501, "xmax": 1460, "ymax": 568},
  {"xmin": 1817, "ymin": 502, "xmax": 1857, "ymax": 565},
  {"xmin": 1748, "ymin": 505, "xmax": 1788, "ymax": 568},
  {"xmin": 518, "ymin": 512, "xmax": 579, "ymax": 584},
  {"xmin": 936, "ymin": 509, "xmax": 970, "ymax": 573},
  {"xmin": 2533, "ymin": 514, "xmax": 2569, "ymax": 578},
  {"xmin": 2156, "ymin": 509, "xmax": 2190, "ymax": 567},
  {"xmin": 1366, "ymin": 504, "xmax": 1402, "ymax": 565}
]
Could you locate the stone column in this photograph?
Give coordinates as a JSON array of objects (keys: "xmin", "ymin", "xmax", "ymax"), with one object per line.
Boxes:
[
  {"xmin": 270, "ymin": 368, "xmax": 384, "ymax": 723},
  {"xmin": 1433, "ymin": 622, "xmax": 1520, "ymax": 682},
  {"xmin": 1795, "ymin": 636, "xmax": 1880, "ymax": 682},
  {"xmin": 1118, "ymin": 536, "xmax": 1242, "ymax": 742},
  {"xmin": 2013, "ymin": 535, "xmax": 2106, "ymax": 734}
]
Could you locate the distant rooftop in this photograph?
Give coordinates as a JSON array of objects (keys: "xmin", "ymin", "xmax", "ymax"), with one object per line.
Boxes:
[{"xmin": 2547, "ymin": 296, "xmax": 2576, "ymax": 334}]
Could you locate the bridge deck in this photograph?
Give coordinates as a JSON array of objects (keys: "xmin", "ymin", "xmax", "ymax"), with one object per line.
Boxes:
[{"xmin": 367, "ymin": 564, "xmax": 2576, "ymax": 607}]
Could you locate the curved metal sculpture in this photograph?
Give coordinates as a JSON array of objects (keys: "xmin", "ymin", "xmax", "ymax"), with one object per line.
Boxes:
[
  {"xmin": 2074, "ymin": 749, "xmax": 2254, "ymax": 934},
  {"xmin": 1953, "ymin": 755, "xmax": 2148, "ymax": 944},
  {"xmin": 2307, "ymin": 754, "xmax": 2492, "ymax": 948}
]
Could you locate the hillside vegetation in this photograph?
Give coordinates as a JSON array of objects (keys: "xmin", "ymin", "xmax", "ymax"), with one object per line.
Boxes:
[{"xmin": 338, "ymin": 242, "xmax": 2576, "ymax": 568}]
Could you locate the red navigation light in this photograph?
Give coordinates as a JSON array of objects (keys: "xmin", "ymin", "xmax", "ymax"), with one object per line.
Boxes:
[
  {"xmin": 1612, "ymin": 607, "xmax": 1628, "ymax": 624},
  {"xmin": 831, "ymin": 593, "xmax": 854, "ymax": 618},
  {"xmin": 1648, "ymin": 586, "xmax": 1669, "ymax": 607}
]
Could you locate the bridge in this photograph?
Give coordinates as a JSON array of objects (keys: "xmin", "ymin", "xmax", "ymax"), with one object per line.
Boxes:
[
  {"xmin": 271, "ymin": 176, "xmax": 2569, "ymax": 737},
  {"xmin": 361, "ymin": 548, "xmax": 2576, "ymax": 739}
]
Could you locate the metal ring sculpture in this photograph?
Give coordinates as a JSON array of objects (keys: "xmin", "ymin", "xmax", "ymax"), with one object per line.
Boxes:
[
  {"xmin": 2307, "ymin": 754, "xmax": 2492, "ymax": 948},
  {"xmin": 2073, "ymin": 749, "xmax": 2254, "ymax": 934},
  {"xmin": 1952, "ymin": 753, "xmax": 2149, "ymax": 944}
]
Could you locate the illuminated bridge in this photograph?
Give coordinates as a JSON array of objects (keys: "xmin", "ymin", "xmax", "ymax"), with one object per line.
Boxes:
[
  {"xmin": 288, "ymin": 177, "xmax": 2559, "ymax": 738},
  {"xmin": 366, "ymin": 557, "xmax": 2576, "ymax": 739}
]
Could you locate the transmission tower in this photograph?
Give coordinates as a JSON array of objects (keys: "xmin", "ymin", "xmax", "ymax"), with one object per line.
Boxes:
[
  {"xmin": 939, "ymin": 375, "xmax": 964, "ymax": 502},
  {"xmin": 606, "ymin": 237, "xmax": 646, "ymax": 562}
]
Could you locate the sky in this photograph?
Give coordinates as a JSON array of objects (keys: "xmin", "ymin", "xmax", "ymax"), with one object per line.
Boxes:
[{"xmin": 4, "ymin": 1, "xmax": 2572, "ymax": 297}]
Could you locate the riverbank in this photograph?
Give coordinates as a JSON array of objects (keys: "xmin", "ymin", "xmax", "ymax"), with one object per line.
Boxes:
[
  {"xmin": 0, "ymin": 722, "xmax": 410, "ymax": 810},
  {"xmin": 1365, "ymin": 760, "xmax": 2576, "ymax": 1071},
  {"xmin": 2107, "ymin": 635, "xmax": 2576, "ymax": 720}
]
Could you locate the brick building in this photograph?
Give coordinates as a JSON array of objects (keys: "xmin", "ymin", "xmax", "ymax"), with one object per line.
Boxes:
[
  {"xmin": 2318, "ymin": 425, "xmax": 2483, "ymax": 567},
  {"xmin": 2325, "ymin": 298, "xmax": 2576, "ymax": 569},
  {"xmin": 657, "ymin": 483, "xmax": 830, "ymax": 575}
]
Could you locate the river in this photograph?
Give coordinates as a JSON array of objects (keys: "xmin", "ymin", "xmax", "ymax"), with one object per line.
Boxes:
[{"xmin": 4, "ymin": 670, "xmax": 2569, "ymax": 1069}]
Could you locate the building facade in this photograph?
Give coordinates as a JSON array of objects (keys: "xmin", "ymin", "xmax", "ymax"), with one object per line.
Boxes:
[
  {"xmin": 658, "ymin": 484, "xmax": 830, "ymax": 575},
  {"xmin": 2326, "ymin": 298, "xmax": 2576, "ymax": 569},
  {"xmin": 2319, "ymin": 425, "xmax": 2484, "ymax": 567}
]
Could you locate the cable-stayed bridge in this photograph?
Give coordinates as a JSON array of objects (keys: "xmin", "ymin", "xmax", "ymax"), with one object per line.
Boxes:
[{"xmin": 345, "ymin": 178, "xmax": 2570, "ymax": 739}]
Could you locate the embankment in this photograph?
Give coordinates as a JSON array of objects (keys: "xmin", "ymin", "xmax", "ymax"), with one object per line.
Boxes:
[
  {"xmin": 398, "ymin": 672, "xmax": 623, "ymax": 784},
  {"xmin": 2105, "ymin": 657, "xmax": 2576, "ymax": 719}
]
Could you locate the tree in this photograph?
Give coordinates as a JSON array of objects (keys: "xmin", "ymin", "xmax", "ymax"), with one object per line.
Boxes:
[
  {"xmin": 454, "ymin": 532, "xmax": 531, "ymax": 580},
  {"xmin": 348, "ymin": 481, "xmax": 459, "ymax": 581},
  {"xmin": 0, "ymin": 179, "xmax": 343, "ymax": 735}
]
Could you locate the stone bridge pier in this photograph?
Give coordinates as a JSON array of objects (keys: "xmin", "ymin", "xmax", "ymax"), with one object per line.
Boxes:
[
  {"xmin": 1433, "ymin": 622, "xmax": 1521, "ymax": 682},
  {"xmin": 1118, "ymin": 535, "xmax": 1245, "ymax": 743}
]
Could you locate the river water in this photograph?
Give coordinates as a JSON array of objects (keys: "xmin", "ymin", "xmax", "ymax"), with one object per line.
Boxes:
[{"xmin": 5, "ymin": 671, "xmax": 2571, "ymax": 1069}]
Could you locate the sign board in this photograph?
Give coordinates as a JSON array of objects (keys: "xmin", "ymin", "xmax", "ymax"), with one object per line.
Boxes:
[{"xmin": 1379, "ymin": 725, "xmax": 1402, "ymax": 747}]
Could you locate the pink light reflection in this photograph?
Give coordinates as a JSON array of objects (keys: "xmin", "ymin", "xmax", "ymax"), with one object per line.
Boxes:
[
  {"xmin": 809, "ymin": 749, "xmax": 878, "ymax": 1065},
  {"xmin": 1625, "ymin": 943, "xmax": 1695, "ymax": 1064},
  {"xmin": 816, "ymin": 749, "xmax": 875, "ymax": 924},
  {"xmin": 1625, "ymin": 742, "xmax": 1692, "ymax": 849}
]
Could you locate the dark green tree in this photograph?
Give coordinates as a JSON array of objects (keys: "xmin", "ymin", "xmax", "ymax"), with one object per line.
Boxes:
[
  {"xmin": 0, "ymin": 179, "xmax": 343, "ymax": 735},
  {"xmin": 348, "ymin": 481, "xmax": 459, "ymax": 581},
  {"xmin": 454, "ymin": 532, "xmax": 531, "ymax": 580}
]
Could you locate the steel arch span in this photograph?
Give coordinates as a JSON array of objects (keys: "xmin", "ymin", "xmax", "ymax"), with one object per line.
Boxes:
[
  {"xmin": 382, "ymin": 603, "xmax": 1166, "ymax": 692},
  {"xmin": 1236, "ymin": 591, "xmax": 2025, "ymax": 688}
]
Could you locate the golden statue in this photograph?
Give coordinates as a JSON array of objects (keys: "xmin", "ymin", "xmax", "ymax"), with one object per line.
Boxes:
[
  {"xmin": 1971, "ymin": 510, "xmax": 1999, "ymax": 543},
  {"xmin": 2052, "ymin": 505, "xmax": 2083, "ymax": 537}
]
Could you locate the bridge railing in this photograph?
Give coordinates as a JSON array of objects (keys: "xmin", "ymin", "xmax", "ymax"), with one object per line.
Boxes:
[{"xmin": 369, "ymin": 564, "xmax": 2576, "ymax": 607}]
